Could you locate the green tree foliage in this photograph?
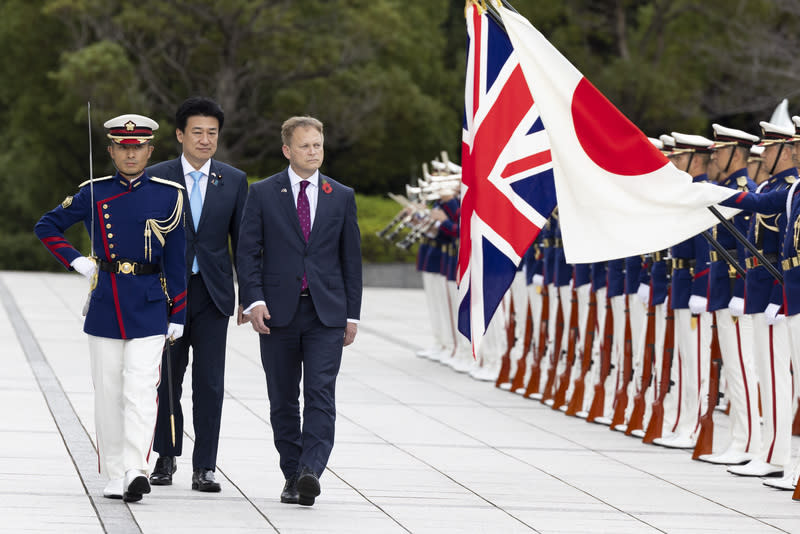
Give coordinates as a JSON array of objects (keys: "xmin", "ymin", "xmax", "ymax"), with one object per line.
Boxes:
[{"xmin": 4, "ymin": 1, "xmax": 800, "ymax": 270}]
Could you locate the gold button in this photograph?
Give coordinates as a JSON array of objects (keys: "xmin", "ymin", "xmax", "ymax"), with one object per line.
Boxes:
[
  {"xmin": 109, "ymin": 244, "xmax": 115, "ymax": 249},
  {"xmin": 107, "ymin": 233, "xmax": 113, "ymax": 239},
  {"xmin": 104, "ymin": 214, "xmax": 110, "ymax": 219},
  {"xmin": 103, "ymin": 204, "xmax": 108, "ymax": 209},
  {"xmin": 106, "ymin": 224, "xmax": 111, "ymax": 229},
  {"xmin": 111, "ymin": 253, "xmax": 117, "ymax": 259}
]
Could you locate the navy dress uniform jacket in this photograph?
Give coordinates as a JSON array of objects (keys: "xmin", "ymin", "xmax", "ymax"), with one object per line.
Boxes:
[
  {"xmin": 35, "ymin": 172, "xmax": 186, "ymax": 339},
  {"xmin": 707, "ymin": 169, "xmax": 754, "ymax": 312},
  {"xmin": 723, "ymin": 170, "xmax": 800, "ymax": 316}
]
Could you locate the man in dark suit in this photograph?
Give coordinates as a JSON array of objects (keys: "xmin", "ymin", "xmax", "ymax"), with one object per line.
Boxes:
[
  {"xmin": 148, "ymin": 97, "xmax": 248, "ymax": 492},
  {"xmin": 237, "ymin": 116, "xmax": 362, "ymax": 506}
]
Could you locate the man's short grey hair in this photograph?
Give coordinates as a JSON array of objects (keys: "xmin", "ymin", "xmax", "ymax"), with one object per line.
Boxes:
[{"xmin": 281, "ymin": 116, "xmax": 324, "ymax": 146}]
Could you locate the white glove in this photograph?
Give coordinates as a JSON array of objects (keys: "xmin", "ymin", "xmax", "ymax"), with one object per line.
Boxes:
[
  {"xmin": 764, "ymin": 303, "xmax": 784, "ymax": 326},
  {"xmin": 71, "ymin": 256, "xmax": 97, "ymax": 280},
  {"xmin": 636, "ymin": 283, "xmax": 650, "ymax": 306},
  {"xmin": 532, "ymin": 274, "xmax": 544, "ymax": 287},
  {"xmin": 728, "ymin": 297, "xmax": 744, "ymax": 317},
  {"xmin": 688, "ymin": 295, "xmax": 707, "ymax": 315},
  {"xmin": 166, "ymin": 323, "xmax": 184, "ymax": 340}
]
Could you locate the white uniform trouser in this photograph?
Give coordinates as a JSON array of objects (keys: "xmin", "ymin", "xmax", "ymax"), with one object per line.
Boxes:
[
  {"xmin": 624, "ymin": 294, "xmax": 648, "ymax": 423},
  {"xmin": 506, "ymin": 271, "xmax": 529, "ymax": 381},
  {"xmin": 715, "ymin": 311, "xmax": 760, "ymax": 455},
  {"xmin": 478, "ymin": 300, "xmax": 507, "ymax": 371},
  {"xmin": 645, "ymin": 302, "xmax": 668, "ymax": 433},
  {"xmin": 602, "ymin": 295, "xmax": 626, "ymax": 418},
  {"xmin": 565, "ymin": 283, "xmax": 591, "ymax": 402},
  {"xmin": 751, "ymin": 313, "xmax": 791, "ymax": 467},
  {"xmin": 519, "ymin": 282, "xmax": 544, "ymax": 393},
  {"xmin": 583, "ymin": 287, "xmax": 607, "ymax": 413},
  {"xmin": 552, "ymin": 285, "xmax": 573, "ymax": 393},
  {"xmin": 423, "ymin": 272, "xmax": 452, "ymax": 354},
  {"xmin": 538, "ymin": 284, "xmax": 560, "ymax": 393},
  {"xmin": 671, "ymin": 309, "xmax": 711, "ymax": 439},
  {"xmin": 88, "ymin": 334, "xmax": 164, "ymax": 480},
  {"xmin": 447, "ymin": 279, "xmax": 472, "ymax": 364}
]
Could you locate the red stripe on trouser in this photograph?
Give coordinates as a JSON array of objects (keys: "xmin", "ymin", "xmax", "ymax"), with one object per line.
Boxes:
[
  {"xmin": 766, "ymin": 325, "xmax": 777, "ymax": 463},
  {"xmin": 672, "ymin": 351, "xmax": 683, "ymax": 433},
  {"xmin": 694, "ymin": 314, "xmax": 702, "ymax": 434},
  {"xmin": 734, "ymin": 321, "xmax": 753, "ymax": 452}
]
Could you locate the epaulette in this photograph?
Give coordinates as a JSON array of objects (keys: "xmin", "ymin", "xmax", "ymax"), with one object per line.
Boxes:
[
  {"xmin": 150, "ymin": 176, "xmax": 186, "ymax": 190},
  {"xmin": 786, "ymin": 175, "xmax": 797, "ymax": 185},
  {"xmin": 736, "ymin": 176, "xmax": 749, "ymax": 189},
  {"xmin": 78, "ymin": 175, "xmax": 113, "ymax": 188}
]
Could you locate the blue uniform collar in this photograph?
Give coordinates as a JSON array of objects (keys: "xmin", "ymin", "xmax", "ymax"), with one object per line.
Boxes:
[
  {"xmin": 692, "ymin": 173, "xmax": 709, "ymax": 183},
  {"xmin": 720, "ymin": 167, "xmax": 749, "ymax": 187},
  {"xmin": 114, "ymin": 170, "xmax": 150, "ymax": 191},
  {"xmin": 769, "ymin": 166, "xmax": 798, "ymax": 184}
]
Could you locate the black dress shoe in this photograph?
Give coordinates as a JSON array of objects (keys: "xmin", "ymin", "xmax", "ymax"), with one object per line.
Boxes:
[
  {"xmin": 280, "ymin": 475, "xmax": 299, "ymax": 504},
  {"xmin": 296, "ymin": 466, "xmax": 320, "ymax": 506},
  {"xmin": 149, "ymin": 456, "xmax": 176, "ymax": 486},
  {"xmin": 192, "ymin": 468, "xmax": 221, "ymax": 492}
]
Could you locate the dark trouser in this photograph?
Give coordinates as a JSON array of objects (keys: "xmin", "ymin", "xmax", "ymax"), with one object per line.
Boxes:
[
  {"xmin": 154, "ymin": 273, "xmax": 228, "ymax": 470},
  {"xmin": 259, "ymin": 296, "xmax": 343, "ymax": 479}
]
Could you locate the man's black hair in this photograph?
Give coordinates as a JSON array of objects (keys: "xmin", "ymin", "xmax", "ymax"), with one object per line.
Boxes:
[{"xmin": 175, "ymin": 96, "xmax": 225, "ymax": 132}]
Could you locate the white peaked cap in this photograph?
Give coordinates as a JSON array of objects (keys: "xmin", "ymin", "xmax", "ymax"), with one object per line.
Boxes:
[
  {"xmin": 711, "ymin": 123, "xmax": 759, "ymax": 145},
  {"xmin": 648, "ymin": 137, "xmax": 664, "ymax": 150},
  {"xmin": 671, "ymin": 132, "xmax": 714, "ymax": 151}
]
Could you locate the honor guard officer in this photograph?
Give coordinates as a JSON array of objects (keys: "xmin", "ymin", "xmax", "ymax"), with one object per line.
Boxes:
[
  {"xmin": 34, "ymin": 114, "xmax": 186, "ymax": 503},
  {"xmin": 697, "ymin": 124, "xmax": 761, "ymax": 466},
  {"xmin": 726, "ymin": 120, "xmax": 796, "ymax": 478},
  {"xmin": 654, "ymin": 132, "xmax": 713, "ymax": 449}
]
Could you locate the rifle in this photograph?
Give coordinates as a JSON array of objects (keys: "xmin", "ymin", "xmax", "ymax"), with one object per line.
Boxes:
[
  {"xmin": 643, "ymin": 303, "xmax": 675, "ymax": 443},
  {"xmin": 509, "ymin": 296, "xmax": 534, "ymax": 391},
  {"xmin": 523, "ymin": 284, "xmax": 549, "ymax": 397},
  {"xmin": 566, "ymin": 289, "xmax": 597, "ymax": 416},
  {"xmin": 625, "ymin": 301, "xmax": 656, "ymax": 435},
  {"xmin": 587, "ymin": 296, "xmax": 613, "ymax": 422},
  {"xmin": 610, "ymin": 299, "xmax": 633, "ymax": 429},
  {"xmin": 495, "ymin": 294, "xmax": 516, "ymax": 388},
  {"xmin": 552, "ymin": 288, "xmax": 579, "ymax": 410},
  {"xmin": 692, "ymin": 313, "xmax": 722, "ymax": 459},
  {"xmin": 540, "ymin": 290, "xmax": 565, "ymax": 404}
]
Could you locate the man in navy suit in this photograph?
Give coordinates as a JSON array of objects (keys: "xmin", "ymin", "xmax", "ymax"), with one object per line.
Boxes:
[
  {"xmin": 237, "ymin": 116, "xmax": 362, "ymax": 506},
  {"xmin": 148, "ymin": 97, "xmax": 248, "ymax": 492}
]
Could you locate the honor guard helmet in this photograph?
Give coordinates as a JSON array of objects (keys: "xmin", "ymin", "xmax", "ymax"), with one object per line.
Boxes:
[{"xmin": 104, "ymin": 114, "xmax": 159, "ymax": 145}]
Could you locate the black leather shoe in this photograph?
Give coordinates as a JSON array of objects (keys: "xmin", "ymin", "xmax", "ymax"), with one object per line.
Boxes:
[
  {"xmin": 192, "ymin": 469, "xmax": 221, "ymax": 492},
  {"xmin": 296, "ymin": 466, "xmax": 320, "ymax": 506},
  {"xmin": 280, "ymin": 475, "xmax": 299, "ymax": 504},
  {"xmin": 149, "ymin": 456, "xmax": 176, "ymax": 486}
]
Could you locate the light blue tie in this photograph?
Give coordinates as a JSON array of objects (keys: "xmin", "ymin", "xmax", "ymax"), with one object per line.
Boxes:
[{"xmin": 189, "ymin": 170, "xmax": 203, "ymax": 273}]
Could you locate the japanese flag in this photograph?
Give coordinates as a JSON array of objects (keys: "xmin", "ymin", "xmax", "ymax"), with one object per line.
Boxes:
[{"xmin": 497, "ymin": 6, "xmax": 738, "ymax": 263}]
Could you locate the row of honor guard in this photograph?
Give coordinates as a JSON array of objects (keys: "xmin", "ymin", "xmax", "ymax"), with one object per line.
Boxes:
[{"xmin": 395, "ymin": 115, "xmax": 800, "ymax": 501}]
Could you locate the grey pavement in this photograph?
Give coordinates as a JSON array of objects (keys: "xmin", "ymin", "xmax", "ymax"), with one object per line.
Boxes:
[{"xmin": 2, "ymin": 270, "xmax": 800, "ymax": 533}]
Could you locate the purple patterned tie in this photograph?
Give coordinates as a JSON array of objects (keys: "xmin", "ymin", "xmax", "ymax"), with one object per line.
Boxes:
[{"xmin": 297, "ymin": 180, "xmax": 311, "ymax": 290}]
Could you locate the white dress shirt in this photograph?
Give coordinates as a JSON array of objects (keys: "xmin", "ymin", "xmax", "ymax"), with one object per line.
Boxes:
[{"xmin": 181, "ymin": 154, "xmax": 211, "ymax": 202}]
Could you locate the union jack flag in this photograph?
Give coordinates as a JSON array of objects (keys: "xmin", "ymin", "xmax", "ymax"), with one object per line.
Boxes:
[{"xmin": 457, "ymin": 4, "xmax": 557, "ymax": 355}]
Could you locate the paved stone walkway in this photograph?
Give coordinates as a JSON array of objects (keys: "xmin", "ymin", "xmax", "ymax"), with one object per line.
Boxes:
[{"xmin": 2, "ymin": 271, "xmax": 800, "ymax": 533}]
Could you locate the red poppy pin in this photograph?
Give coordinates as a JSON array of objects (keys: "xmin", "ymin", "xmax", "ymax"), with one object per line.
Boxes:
[{"xmin": 321, "ymin": 178, "xmax": 332, "ymax": 194}]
